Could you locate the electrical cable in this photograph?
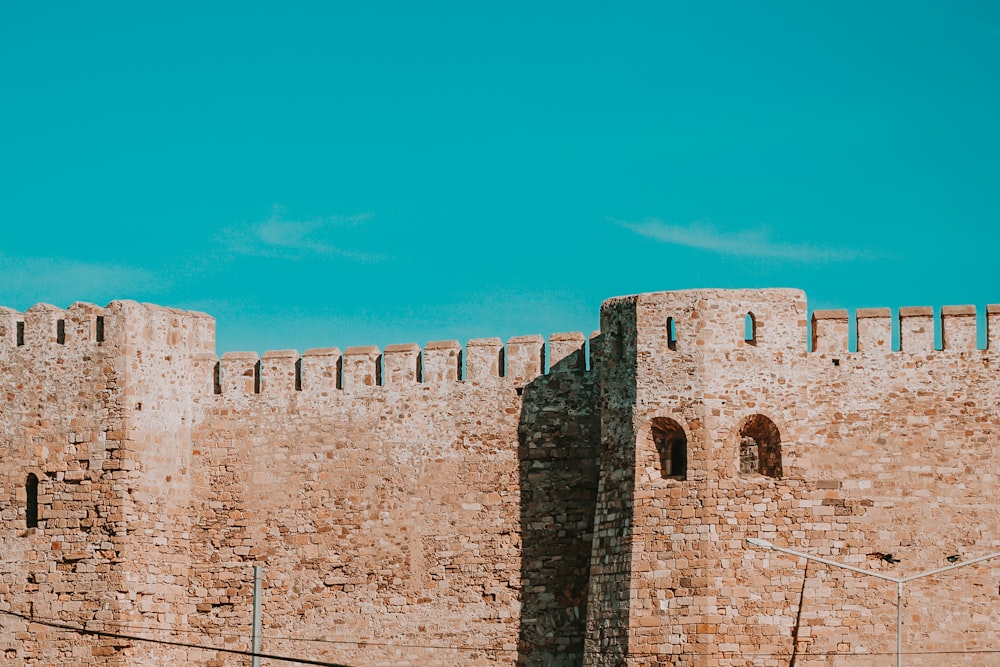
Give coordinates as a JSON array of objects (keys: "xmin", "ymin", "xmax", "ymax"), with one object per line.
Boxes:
[
  {"xmin": 7, "ymin": 607, "xmax": 1000, "ymax": 660},
  {"xmin": 28, "ymin": 614, "xmax": 517, "ymax": 653},
  {"xmin": 0, "ymin": 609, "xmax": 356, "ymax": 667}
]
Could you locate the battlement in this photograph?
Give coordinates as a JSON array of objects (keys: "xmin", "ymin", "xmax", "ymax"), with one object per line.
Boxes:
[
  {"xmin": 0, "ymin": 302, "xmax": 106, "ymax": 350},
  {"xmin": 4, "ymin": 293, "xmax": 997, "ymax": 402},
  {"xmin": 597, "ymin": 288, "xmax": 998, "ymax": 357},
  {"xmin": 0, "ymin": 300, "xmax": 215, "ymax": 356},
  {"xmin": 811, "ymin": 303, "xmax": 996, "ymax": 353},
  {"xmin": 211, "ymin": 331, "xmax": 593, "ymax": 400}
]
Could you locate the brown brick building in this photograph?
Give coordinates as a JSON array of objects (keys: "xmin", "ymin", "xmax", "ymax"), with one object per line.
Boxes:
[{"xmin": 1, "ymin": 289, "xmax": 998, "ymax": 666}]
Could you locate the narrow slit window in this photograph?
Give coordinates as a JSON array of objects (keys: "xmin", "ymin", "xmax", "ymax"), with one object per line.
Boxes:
[
  {"xmin": 213, "ymin": 361, "xmax": 222, "ymax": 395},
  {"xmin": 294, "ymin": 358, "xmax": 303, "ymax": 391},
  {"xmin": 95, "ymin": 316, "xmax": 105, "ymax": 343},
  {"xmin": 56, "ymin": 319, "xmax": 65, "ymax": 345},
  {"xmin": 16, "ymin": 321, "xmax": 24, "ymax": 346},
  {"xmin": 667, "ymin": 317, "xmax": 677, "ymax": 351},
  {"xmin": 744, "ymin": 312, "xmax": 757, "ymax": 345},
  {"xmin": 253, "ymin": 360, "xmax": 262, "ymax": 394},
  {"xmin": 26, "ymin": 473, "xmax": 39, "ymax": 528}
]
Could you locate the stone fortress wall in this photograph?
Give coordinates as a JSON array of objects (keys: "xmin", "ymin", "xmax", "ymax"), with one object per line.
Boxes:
[{"xmin": 0, "ymin": 289, "xmax": 999, "ymax": 666}]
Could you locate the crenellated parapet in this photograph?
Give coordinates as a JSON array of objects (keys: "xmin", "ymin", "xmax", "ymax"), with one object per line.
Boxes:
[
  {"xmin": 811, "ymin": 303, "xmax": 997, "ymax": 353},
  {"xmin": 0, "ymin": 300, "xmax": 215, "ymax": 361},
  {"xmin": 0, "ymin": 301, "xmax": 596, "ymax": 412},
  {"xmin": 0, "ymin": 301, "xmax": 105, "ymax": 352},
  {"xmin": 4, "ymin": 293, "xmax": 998, "ymax": 405},
  {"xmin": 208, "ymin": 332, "xmax": 593, "ymax": 402},
  {"xmin": 596, "ymin": 291, "xmax": 998, "ymax": 356}
]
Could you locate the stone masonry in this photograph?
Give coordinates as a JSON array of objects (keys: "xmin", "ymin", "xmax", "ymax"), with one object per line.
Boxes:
[{"xmin": 1, "ymin": 289, "xmax": 999, "ymax": 666}]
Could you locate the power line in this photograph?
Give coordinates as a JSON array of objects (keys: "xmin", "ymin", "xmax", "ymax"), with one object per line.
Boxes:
[
  {"xmin": 0, "ymin": 609, "xmax": 356, "ymax": 667},
  {"xmin": 3, "ymin": 609, "xmax": 516, "ymax": 657},
  {"xmin": 19, "ymin": 614, "xmax": 518, "ymax": 654},
  {"xmin": 257, "ymin": 634, "xmax": 517, "ymax": 652},
  {"xmin": 622, "ymin": 646, "xmax": 1000, "ymax": 658},
  {"xmin": 7, "ymin": 608, "xmax": 1000, "ymax": 660}
]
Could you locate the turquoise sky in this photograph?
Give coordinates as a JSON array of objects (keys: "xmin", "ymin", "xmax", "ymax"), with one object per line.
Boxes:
[{"xmin": 3, "ymin": 2, "xmax": 999, "ymax": 353}]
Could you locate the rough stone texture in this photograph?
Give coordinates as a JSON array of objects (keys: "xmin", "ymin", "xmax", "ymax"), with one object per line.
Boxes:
[
  {"xmin": 2, "ymin": 288, "xmax": 1000, "ymax": 667},
  {"xmin": 594, "ymin": 289, "xmax": 1000, "ymax": 667}
]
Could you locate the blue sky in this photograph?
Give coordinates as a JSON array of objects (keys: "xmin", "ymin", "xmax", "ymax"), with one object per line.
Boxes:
[{"xmin": 2, "ymin": 2, "xmax": 999, "ymax": 353}]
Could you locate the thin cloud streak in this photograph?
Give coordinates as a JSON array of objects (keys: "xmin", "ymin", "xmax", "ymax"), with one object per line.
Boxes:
[
  {"xmin": 221, "ymin": 206, "xmax": 383, "ymax": 262},
  {"xmin": 616, "ymin": 218, "xmax": 873, "ymax": 262}
]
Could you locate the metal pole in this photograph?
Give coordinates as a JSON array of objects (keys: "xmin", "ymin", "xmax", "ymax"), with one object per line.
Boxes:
[
  {"xmin": 901, "ymin": 551, "xmax": 1000, "ymax": 583},
  {"xmin": 896, "ymin": 580, "xmax": 902, "ymax": 667},
  {"xmin": 252, "ymin": 565, "xmax": 262, "ymax": 667},
  {"xmin": 896, "ymin": 550, "xmax": 1000, "ymax": 667},
  {"xmin": 747, "ymin": 538, "xmax": 899, "ymax": 582},
  {"xmin": 747, "ymin": 539, "xmax": 1000, "ymax": 667}
]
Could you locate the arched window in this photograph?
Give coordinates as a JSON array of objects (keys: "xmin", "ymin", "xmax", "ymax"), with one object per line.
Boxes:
[
  {"xmin": 739, "ymin": 415, "xmax": 781, "ymax": 478},
  {"xmin": 25, "ymin": 473, "xmax": 38, "ymax": 528},
  {"xmin": 744, "ymin": 312, "xmax": 757, "ymax": 345},
  {"xmin": 666, "ymin": 317, "xmax": 677, "ymax": 351},
  {"xmin": 651, "ymin": 417, "xmax": 687, "ymax": 480}
]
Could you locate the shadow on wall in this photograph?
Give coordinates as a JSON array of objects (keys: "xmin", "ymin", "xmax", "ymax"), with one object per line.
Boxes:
[{"xmin": 516, "ymin": 346, "xmax": 601, "ymax": 667}]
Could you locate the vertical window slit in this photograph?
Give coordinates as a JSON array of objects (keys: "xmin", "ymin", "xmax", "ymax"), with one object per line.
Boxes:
[
  {"xmin": 294, "ymin": 358, "xmax": 303, "ymax": 391},
  {"xmin": 253, "ymin": 360, "xmax": 262, "ymax": 394},
  {"xmin": 26, "ymin": 474, "xmax": 38, "ymax": 529},
  {"xmin": 95, "ymin": 316, "xmax": 105, "ymax": 343},
  {"xmin": 213, "ymin": 361, "xmax": 222, "ymax": 395},
  {"xmin": 667, "ymin": 317, "xmax": 677, "ymax": 351},
  {"xmin": 16, "ymin": 322, "xmax": 24, "ymax": 347},
  {"xmin": 56, "ymin": 319, "xmax": 65, "ymax": 345}
]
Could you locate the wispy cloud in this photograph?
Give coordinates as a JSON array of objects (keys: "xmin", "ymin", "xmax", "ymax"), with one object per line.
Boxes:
[
  {"xmin": 0, "ymin": 255, "xmax": 159, "ymax": 306},
  {"xmin": 221, "ymin": 206, "xmax": 384, "ymax": 262},
  {"xmin": 615, "ymin": 218, "xmax": 872, "ymax": 262}
]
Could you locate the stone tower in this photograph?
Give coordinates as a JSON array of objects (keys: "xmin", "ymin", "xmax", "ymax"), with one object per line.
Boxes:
[{"xmin": 587, "ymin": 289, "xmax": 1000, "ymax": 666}]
